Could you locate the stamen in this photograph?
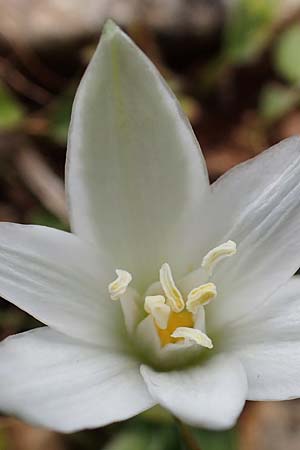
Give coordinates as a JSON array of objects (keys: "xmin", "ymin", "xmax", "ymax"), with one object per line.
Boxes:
[
  {"xmin": 186, "ymin": 282, "xmax": 217, "ymax": 313},
  {"xmin": 171, "ymin": 327, "xmax": 213, "ymax": 349},
  {"xmin": 201, "ymin": 240, "xmax": 237, "ymax": 276},
  {"xmin": 108, "ymin": 269, "xmax": 132, "ymax": 300},
  {"xmin": 160, "ymin": 263, "xmax": 185, "ymax": 312},
  {"xmin": 144, "ymin": 295, "xmax": 171, "ymax": 330}
]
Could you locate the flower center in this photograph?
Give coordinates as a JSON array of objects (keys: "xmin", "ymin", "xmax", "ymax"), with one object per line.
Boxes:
[
  {"xmin": 156, "ymin": 310, "xmax": 193, "ymax": 346},
  {"xmin": 108, "ymin": 240, "xmax": 237, "ymax": 350}
]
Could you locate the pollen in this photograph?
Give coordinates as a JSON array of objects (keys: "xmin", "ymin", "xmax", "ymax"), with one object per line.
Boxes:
[
  {"xmin": 109, "ymin": 241, "xmax": 237, "ymax": 352},
  {"xmin": 147, "ymin": 263, "xmax": 214, "ymax": 348},
  {"xmin": 186, "ymin": 282, "xmax": 217, "ymax": 313},
  {"xmin": 144, "ymin": 295, "xmax": 171, "ymax": 329},
  {"xmin": 160, "ymin": 263, "xmax": 185, "ymax": 312},
  {"xmin": 171, "ymin": 327, "xmax": 213, "ymax": 349},
  {"xmin": 201, "ymin": 240, "xmax": 237, "ymax": 276},
  {"xmin": 108, "ymin": 269, "xmax": 132, "ymax": 300}
]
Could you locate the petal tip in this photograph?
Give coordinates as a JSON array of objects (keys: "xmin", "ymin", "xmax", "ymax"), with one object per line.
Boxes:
[{"xmin": 102, "ymin": 19, "xmax": 120, "ymax": 39}]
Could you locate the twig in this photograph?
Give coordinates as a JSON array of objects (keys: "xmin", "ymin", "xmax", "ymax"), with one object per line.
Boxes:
[
  {"xmin": 15, "ymin": 145, "xmax": 68, "ymax": 224},
  {"xmin": 175, "ymin": 418, "xmax": 203, "ymax": 450},
  {"xmin": 0, "ymin": 56, "xmax": 51, "ymax": 104},
  {"xmin": 0, "ymin": 31, "xmax": 66, "ymax": 89}
]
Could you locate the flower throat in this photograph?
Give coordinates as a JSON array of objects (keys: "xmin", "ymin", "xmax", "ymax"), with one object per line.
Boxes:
[{"xmin": 108, "ymin": 241, "xmax": 237, "ymax": 349}]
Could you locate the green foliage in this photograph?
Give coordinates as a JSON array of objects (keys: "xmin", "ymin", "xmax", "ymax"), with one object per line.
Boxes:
[
  {"xmin": 101, "ymin": 413, "xmax": 238, "ymax": 450},
  {"xmin": 274, "ymin": 24, "xmax": 300, "ymax": 84},
  {"xmin": 223, "ymin": 0, "xmax": 277, "ymax": 64},
  {"xmin": 103, "ymin": 424, "xmax": 179, "ymax": 450},
  {"xmin": 29, "ymin": 207, "xmax": 68, "ymax": 231},
  {"xmin": 103, "ymin": 430, "xmax": 154, "ymax": 450},
  {"xmin": 200, "ymin": 0, "xmax": 277, "ymax": 91},
  {"xmin": 259, "ymin": 83, "xmax": 299, "ymax": 121},
  {"xmin": 48, "ymin": 90, "xmax": 74, "ymax": 144},
  {"xmin": 140, "ymin": 406, "xmax": 173, "ymax": 424},
  {"xmin": 0, "ymin": 430, "xmax": 7, "ymax": 450},
  {"xmin": 193, "ymin": 427, "xmax": 237, "ymax": 450},
  {"xmin": 0, "ymin": 82, "xmax": 24, "ymax": 130}
]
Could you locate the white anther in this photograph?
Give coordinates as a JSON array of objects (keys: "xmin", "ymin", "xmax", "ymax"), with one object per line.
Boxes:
[
  {"xmin": 159, "ymin": 263, "xmax": 185, "ymax": 312},
  {"xmin": 144, "ymin": 295, "xmax": 171, "ymax": 330},
  {"xmin": 108, "ymin": 269, "xmax": 132, "ymax": 300},
  {"xmin": 171, "ymin": 327, "xmax": 213, "ymax": 349},
  {"xmin": 186, "ymin": 282, "xmax": 217, "ymax": 313},
  {"xmin": 201, "ymin": 240, "xmax": 237, "ymax": 276}
]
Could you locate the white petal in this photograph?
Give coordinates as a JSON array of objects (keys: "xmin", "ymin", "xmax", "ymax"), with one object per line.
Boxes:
[
  {"xmin": 193, "ymin": 305, "xmax": 206, "ymax": 332},
  {"xmin": 136, "ymin": 315, "xmax": 161, "ymax": 356},
  {"xmin": 0, "ymin": 223, "xmax": 122, "ymax": 348},
  {"xmin": 224, "ymin": 276, "xmax": 300, "ymax": 400},
  {"xmin": 0, "ymin": 327, "xmax": 154, "ymax": 432},
  {"xmin": 141, "ymin": 354, "xmax": 247, "ymax": 429},
  {"xmin": 205, "ymin": 136, "xmax": 300, "ymax": 327},
  {"xmin": 120, "ymin": 287, "xmax": 144, "ymax": 334},
  {"xmin": 66, "ymin": 21, "xmax": 209, "ymax": 289}
]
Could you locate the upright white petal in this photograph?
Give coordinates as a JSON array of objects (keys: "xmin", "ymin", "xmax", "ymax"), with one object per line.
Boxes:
[
  {"xmin": 67, "ymin": 20, "xmax": 209, "ymax": 289},
  {"xmin": 202, "ymin": 136, "xmax": 300, "ymax": 327},
  {"xmin": 0, "ymin": 223, "xmax": 122, "ymax": 348},
  {"xmin": 0, "ymin": 327, "xmax": 155, "ymax": 432},
  {"xmin": 141, "ymin": 354, "xmax": 247, "ymax": 429},
  {"xmin": 223, "ymin": 276, "xmax": 300, "ymax": 400}
]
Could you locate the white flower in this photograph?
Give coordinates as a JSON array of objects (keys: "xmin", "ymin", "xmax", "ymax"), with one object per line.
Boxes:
[{"xmin": 0, "ymin": 19, "xmax": 300, "ymax": 433}]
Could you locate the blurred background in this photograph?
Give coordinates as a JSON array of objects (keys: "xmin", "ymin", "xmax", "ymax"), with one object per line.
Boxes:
[{"xmin": 0, "ymin": 0, "xmax": 300, "ymax": 449}]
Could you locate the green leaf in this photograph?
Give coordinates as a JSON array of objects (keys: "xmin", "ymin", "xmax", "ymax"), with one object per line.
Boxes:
[
  {"xmin": 259, "ymin": 83, "xmax": 299, "ymax": 121},
  {"xmin": 103, "ymin": 426, "xmax": 179, "ymax": 450},
  {"xmin": 48, "ymin": 90, "xmax": 74, "ymax": 144},
  {"xmin": 274, "ymin": 25, "xmax": 300, "ymax": 84},
  {"xmin": 29, "ymin": 207, "xmax": 69, "ymax": 231},
  {"xmin": 140, "ymin": 405, "xmax": 174, "ymax": 424},
  {"xmin": 0, "ymin": 82, "xmax": 24, "ymax": 130},
  {"xmin": 201, "ymin": 0, "xmax": 278, "ymax": 91},
  {"xmin": 103, "ymin": 430, "xmax": 151, "ymax": 450},
  {"xmin": 0, "ymin": 429, "xmax": 7, "ymax": 450},
  {"xmin": 224, "ymin": 0, "xmax": 277, "ymax": 64},
  {"xmin": 193, "ymin": 427, "xmax": 237, "ymax": 450}
]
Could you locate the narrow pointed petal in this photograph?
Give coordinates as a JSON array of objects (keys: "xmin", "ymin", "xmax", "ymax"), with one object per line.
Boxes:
[
  {"xmin": 67, "ymin": 21, "xmax": 209, "ymax": 288},
  {"xmin": 141, "ymin": 354, "xmax": 247, "ymax": 429},
  {"xmin": 0, "ymin": 327, "xmax": 155, "ymax": 432},
  {"xmin": 224, "ymin": 276, "xmax": 300, "ymax": 400},
  {"xmin": 0, "ymin": 223, "xmax": 122, "ymax": 348},
  {"xmin": 203, "ymin": 136, "xmax": 300, "ymax": 327}
]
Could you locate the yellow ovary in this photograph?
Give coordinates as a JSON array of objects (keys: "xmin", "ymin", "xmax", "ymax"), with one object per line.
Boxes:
[{"xmin": 157, "ymin": 310, "xmax": 193, "ymax": 346}]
